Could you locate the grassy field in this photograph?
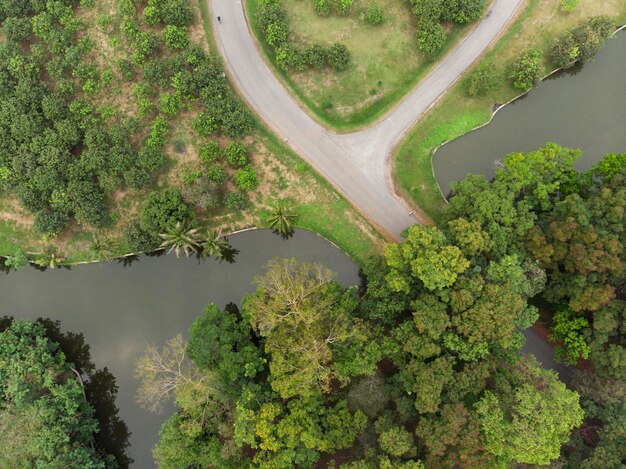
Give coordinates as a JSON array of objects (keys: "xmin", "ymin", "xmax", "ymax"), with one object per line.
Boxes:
[
  {"xmin": 0, "ymin": 0, "xmax": 385, "ymax": 267},
  {"xmin": 244, "ymin": 0, "xmax": 469, "ymax": 130},
  {"xmin": 394, "ymin": 0, "xmax": 626, "ymax": 224}
]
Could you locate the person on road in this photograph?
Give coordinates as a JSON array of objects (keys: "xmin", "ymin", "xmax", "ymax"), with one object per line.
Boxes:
[{"xmin": 217, "ymin": 16, "xmax": 221, "ymax": 23}]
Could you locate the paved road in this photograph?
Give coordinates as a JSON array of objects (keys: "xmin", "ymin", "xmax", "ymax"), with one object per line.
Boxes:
[{"xmin": 209, "ymin": 0, "xmax": 523, "ymax": 238}]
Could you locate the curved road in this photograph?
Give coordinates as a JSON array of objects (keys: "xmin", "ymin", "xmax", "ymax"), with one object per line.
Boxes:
[{"xmin": 209, "ymin": 0, "xmax": 523, "ymax": 238}]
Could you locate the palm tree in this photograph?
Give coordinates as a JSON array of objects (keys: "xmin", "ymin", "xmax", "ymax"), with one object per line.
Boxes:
[
  {"xmin": 34, "ymin": 247, "xmax": 64, "ymax": 269},
  {"xmin": 159, "ymin": 220, "xmax": 201, "ymax": 258},
  {"xmin": 89, "ymin": 235, "xmax": 116, "ymax": 261},
  {"xmin": 267, "ymin": 202, "xmax": 297, "ymax": 239},
  {"xmin": 201, "ymin": 229, "xmax": 231, "ymax": 260}
]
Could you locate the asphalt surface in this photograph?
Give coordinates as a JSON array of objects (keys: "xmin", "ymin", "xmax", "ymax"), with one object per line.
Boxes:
[
  {"xmin": 209, "ymin": 0, "xmax": 523, "ymax": 238},
  {"xmin": 208, "ymin": 0, "xmax": 569, "ymax": 375}
]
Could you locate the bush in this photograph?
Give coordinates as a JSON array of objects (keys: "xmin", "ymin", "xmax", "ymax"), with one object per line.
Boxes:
[
  {"xmin": 234, "ymin": 166, "xmax": 259, "ymax": 192},
  {"xmin": 508, "ymin": 48, "xmax": 542, "ymax": 91},
  {"xmin": 3, "ymin": 17, "xmax": 32, "ymax": 43},
  {"xmin": 199, "ymin": 141, "xmax": 222, "ymax": 166},
  {"xmin": 327, "ymin": 43, "xmax": 351, "ymax": 71},
  {"xmin": 550, "ymin": 17, "xmax": 613, "ymax": 69},
  {"xmin": 444, "ymin": 0, "xmax": 487, "ymax": 24},
  {"xmin": 140, "ymin": 188, "xmax": 191, "ymax": 234},
  {"xmin": 365, "ymin": 7, "xmax": 384, "ymax": 25},
  {"xmin": 560, "ymin": 0, "xmax": 579, "ymax": 13},
  {"xmin": 224, "ymin": 191, "xmax": 249, "ymax": 211},
  {"xmin": 205, "ymin": 164, "xmax": 228, "ymax": 184},
  {"xmin": 315, "ymin": 0, "xmax": 331, "ymax": 16},
  {"xmin": 117, "ymin": 58, "xmax": 135, "ymax": 81},
  {"xmin": 123, "ymin": 220, "xmax": 160, "ymax": 252},
  {"xmin": 34, "ymin": 210, "xmax": 69, "ymax": 236},
  {"xmin": 159, "ymin": 92, "xmax": 183, "ymax": 117},
  {"xmin": 163, "ymin": 25, "xmax": 189, "ymax": 50},
  {"xmin": 147, "ymin": 116, "xmax": 169, "ymax": 149},
  {"xmin": 302, "ymin": 44, "xmax": 328, "ymax": 68},
  {"xmin": 275, "ymin": 43, "xmax": 304, "ymax": 71},
  {"xmin": 335, "ymin": 0, "xmax": 355, "ymax": 15},
  {"xmin": 181, "ymin": 178, "xmax": 221, "ymax": 210},
  {"xmin": 463, "ymin": 62, "xmax": 500, "ymax": 97},
  {"xmin": 224, "ymin": 142, "xmax": 249, "ymax": 168},
  {"xmin": 193, "ymin": 112, "xmax": 218, "ymax": 138},
  {"xmin": 133, "ymin": 31, "xmax": 160, "ymax": 63}
]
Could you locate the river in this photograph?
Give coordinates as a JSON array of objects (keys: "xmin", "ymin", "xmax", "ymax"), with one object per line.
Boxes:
[
  {"xmin": 433, "ymin": 32, "xmax": 626, "ymax": 195},
  {"xmin": 0, "ymin": 229, "xmax": 360, "ymax": 468}
]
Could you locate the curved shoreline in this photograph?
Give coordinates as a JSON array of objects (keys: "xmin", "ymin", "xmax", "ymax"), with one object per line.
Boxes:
[{"xmin": 429, "ymin": 25, "xmax": 626, "ymax": 201}]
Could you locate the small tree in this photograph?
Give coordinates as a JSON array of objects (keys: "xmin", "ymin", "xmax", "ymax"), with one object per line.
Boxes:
[
  {"xmin": 550, "ymin": 308, "xmax": 591, "ymax": 365},
  {"xmin": 234, "ymin": 166, "xmax": 259, "ymax": 192},
  {"xmin": 201, "ymin": 229, "xmax": 231, "ymax": 260},
  {"xmin": 224, "ymin": 142, "xmax": 249, "ymax": 168},
  {"xmin": 89, "ymin": 235, "xmax": 116, "ymax": 261},
  {"xmin": 163, "ymin": 25, "xmax": 189, "ymax": 50},
  {"xmin": 508, "ymin": 48, "xmax": 542, "ymax": 91},
  {"xmin": 267, "ymin": 202, "xmax": 297, "ymax": 238}
]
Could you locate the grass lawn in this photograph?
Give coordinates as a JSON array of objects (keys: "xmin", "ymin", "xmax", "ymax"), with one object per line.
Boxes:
[
  {"xmin": 0, "ymin": 0, "xmax": 385, "ymax": 267},
  {"xmin": 244, "ymin": 0, "xmax": 469, "ymax": 130},
  {"xmin": 394, "ymin": 0, "xmax": 626, "ymax": 224}
]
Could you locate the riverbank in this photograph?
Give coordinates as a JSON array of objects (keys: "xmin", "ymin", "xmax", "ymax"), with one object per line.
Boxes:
[{"xmin": 394, "ymin": 0, "xmax": 626, "ymax": 223}]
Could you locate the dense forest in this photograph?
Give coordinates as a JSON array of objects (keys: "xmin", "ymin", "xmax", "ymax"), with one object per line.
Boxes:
[{"xmin": 134, "ymin": 145, "xmax": 625, "ymax": 467}]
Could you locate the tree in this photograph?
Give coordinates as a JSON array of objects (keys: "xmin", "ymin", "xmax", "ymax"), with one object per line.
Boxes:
[
  {"xmin": 187, "ymin": 303, "xmax": 264, "ymax": 388},
  {"xmin": 508, "ymin": 48, "xmax": 542, "ymax": 91},
  {"xmin": 550, "ymin": 307, "xmax": 591, "ymax": 365},
  {"xmin": 159, "ymin": 219, "xmax": 201, "ymax": 258},
  {"xmin": 384, "ymin": 225, "xmax": 469, "ymax": 293},
  {"xmin": 34, "ymin": 246, "xmax": 65, "ymax": 269},
  {"xmin": 0, "ymin": 321, "xmax": 111, "ymax": 468},
  {"xmin": 378, "ymin": 426, "xmax": 416, "ymax": 457},
  {"xmin": 475, "ymin": 357, "xmax": 584, "ymax": 465},
  {"xmin": 243, "ymin": 259, "xmax": 377, "ymax": 398},
  {"xmin": 267, "ymin": 202, "xmax": 297, "ymax": 238}
]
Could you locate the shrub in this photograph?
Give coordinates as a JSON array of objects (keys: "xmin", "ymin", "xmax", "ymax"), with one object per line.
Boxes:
[
  {"xmin": 123, "ymin": 220, "xmax": 159, "ymax": 252},
  {"xmin": 550, "ymin": 33, "xmax": 580, "ymax": 69},
  {"xmin": 315, "ymin": 0, "xmax": 331, "ymax": 16},
  {"xmin": 117, "ymin": 58, "xmax": 135, "ymax": 81},
  {"xmin": 443, "ymin": 0, "xmax": 487, "ymax": 24},
  {"xmin": 463, "ymin": 62, "xmax": 500, "ymax": 97},
  {"xmin": 275, "ymin": 43, "xmax": 304, "ymax": 71},
  {"xmin": 508, "ymin": 48, "xmax": 542, "ymax": 91},
  {"xmin": 160, "ymin": 0, "xmax": 195, "ymax": 26},
  {"xmin": 224, "ymin": 142, "xmax": 249, "ymax": 168},
  {"xmin": 302, "ymin": 44, "xmax": 327, "ymax": 68},
  {"xmin": 326, "ymin": 43, "xmax": 351, "ymax": 71},
  {"xmin": 224, "ymin": 191, "xmax": 249, "ymax": 211},
  {"xmin": 133, "ymin": 31, "xmax": 160, "ymax": 63},
  {"xmin": 199, "ymin": 141, "xmax": 222, "ymax": 166},
  {"xmin": 234, "ymin": 166, "xmax": 259, "ymax": 192},
  {"xmin": 3, "ymin": 17, "xmax": 32, "ymax": 43},
  {"xmin": 159, "ymin": 92, "xmax": 183, "ymax": 117},
  {"xmin": 181, "ymin": 178, "xmax": 221, "ymax": 210},
  {"xmin": 147, "ymin": 116, "xmax": 169, "ymax": 149},
  {"xmin": 163, "ymin": 25, "xmax": 189, "ymax": 50},
  {"xmin": 34, "ymin": 210, "xmax": 69, "ymax": 236},
  {"xmin": 335, "ymin": 0, "xmax": 354, "ymax": 15},
  {"xmin": 205, "ymin": 164, "xmax": 228, "ymax": 184},
  {"xmin": 560, "ymin": 0, "xmax": 579, "ymax": 13},
  {"xmin": 140, "ymin": 188, "xmax": 191, "ymax": 234},
  {"xmin": 365, "ymin": 7, "xmax": 384, "ymax": 25},
  {"xmin": 193, "ymin": 112, "xmax": 218, "ymax": 138}
]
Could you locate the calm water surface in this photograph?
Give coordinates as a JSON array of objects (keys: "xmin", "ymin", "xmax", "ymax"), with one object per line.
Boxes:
[
  {"xmin": 433, "ymin": 32, "xmax": 626, "ymax": 195},
  {"xmin": 0, "ymin": 229, "xmax": 360, "ymax": 468}
]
